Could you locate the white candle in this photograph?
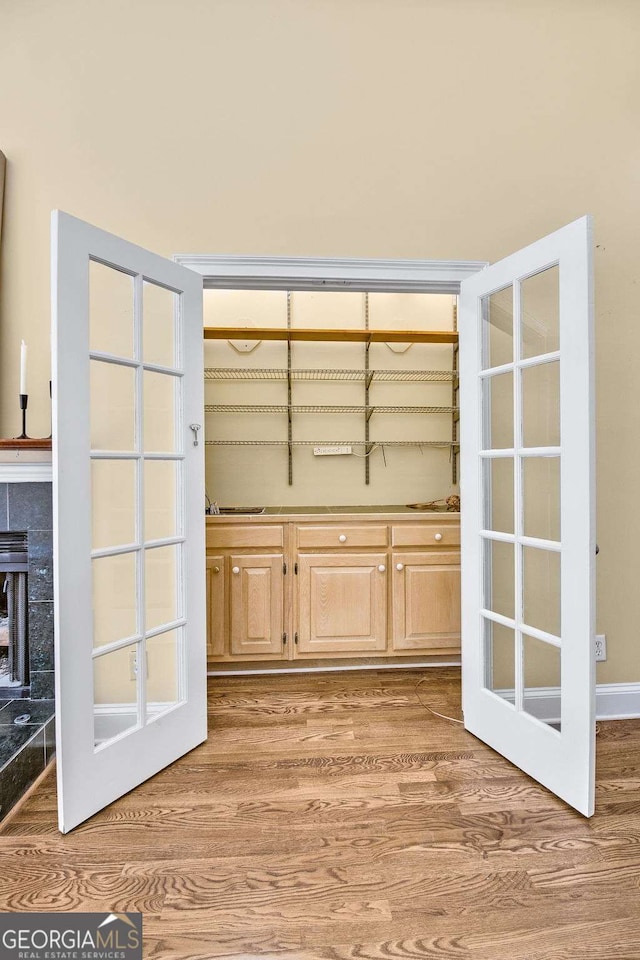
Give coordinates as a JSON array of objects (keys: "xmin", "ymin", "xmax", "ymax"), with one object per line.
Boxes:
[{"xmin": 19, "ymin": 340, "xmax": 27, "ymax": 395}]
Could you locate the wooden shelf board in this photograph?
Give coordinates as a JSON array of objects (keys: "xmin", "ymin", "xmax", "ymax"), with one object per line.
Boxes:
[
  {"xmin": 0, "ymin": 439, "xmax": 52, "ymax": 450},
  {"xmin": 204, "ymin": 327, "xmax": 458, "ymax": 344},
  {"xmin": 204, "ymin": 368, "xmax": 456, "ymax": 382}
]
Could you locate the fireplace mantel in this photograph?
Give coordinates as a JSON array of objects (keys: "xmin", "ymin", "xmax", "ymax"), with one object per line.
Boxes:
[{"xmin": 0, "ymin": 444, "xmax": 52, "ymax": 483}]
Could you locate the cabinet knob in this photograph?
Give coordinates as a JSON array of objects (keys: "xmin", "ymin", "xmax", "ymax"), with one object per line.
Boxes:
[
  {"xmin": 232, "ymin": 566, "xmax": 240, "ymax": 574},
  {"xmin": 434, "ymin": 533, "xmax": 443, "ymax": 541},
  {"xmin": 212, "ymin": 566, "xmax": 220, "ymax": 574},
  {"xmin": 378, "ymin": 564, "xmax": 386, "ymax": 573},
  {"xmin": 396, "ymin": 563, "xmax": 404, "ymax": 571},
  {"xmin": 338, "ymin": 534, "xmax": 347, "ymax": 543}
]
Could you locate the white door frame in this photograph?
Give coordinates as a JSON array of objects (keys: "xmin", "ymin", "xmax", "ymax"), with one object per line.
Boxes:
[
  {"xmin": 175, "ymin": 253, "xmax": 488, "ymax": 677},
  {"xmin": 173, "ymin": 254, "xmax": 488, "ymax": 292}
]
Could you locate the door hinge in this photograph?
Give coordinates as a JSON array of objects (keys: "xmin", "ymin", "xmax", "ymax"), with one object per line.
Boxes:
[
  {"xmin": 294, "ymin": 562, "xmax": 298, "ymax": 574},
  {"xmin": 283, "ymin": 561, "xmax": 287, "ymax": 575},
  {"xmin": 282, "ymin": 632, "xmax": 287, "ymax": 646},
  {"xmin": 294, "ymin": 632, "xmax": 298, "ymax": 645}
]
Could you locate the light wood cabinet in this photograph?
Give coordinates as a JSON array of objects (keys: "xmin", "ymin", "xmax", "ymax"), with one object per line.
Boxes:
[
  {"xmin": 206, "ymin": 555, "xmax": 225, "ymax": 658},
  {"xmin": 229, "ymin": 553, "xmax": 285, "ymax": 656},
  {"xmin": 206, "ymin": 514, "xmax": 460, "ymax": 663},
  {"xmin": 391, "ymin": 522, "xmax": 460, "ymax": 548},
  {"xmin": 297, "ymin": 524, "xmax": 388, "ymax": 550},
  {"xmin": 206, "ymin": 524, "xmax": 286, "ymax": 662},
  {"xmin": 296, "ymin": 553, "xmax": 387, "ymax": 655},
  {"xmin": 207, "ymin": 524, "xmax": 284, "ymax": 550},
  {"xmin": 392, "ymin": 551, "xmax": 461, "ymax": 654}
]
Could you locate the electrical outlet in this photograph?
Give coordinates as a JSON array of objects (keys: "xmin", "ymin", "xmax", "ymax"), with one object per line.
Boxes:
[
  {"xmin": 313, "ymin": 445, "xmax": 352, "ymax": 456},
  {"xmin": 595, "ymin": 634, "xmax": 607, "ymax": 662},
  {"xmin": 129, "ymin": 650, "xmax": 149, "ymax": 679}
]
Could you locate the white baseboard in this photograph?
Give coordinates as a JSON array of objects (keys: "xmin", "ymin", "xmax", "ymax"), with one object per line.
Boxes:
[
  {"xmin": 93, "ymin": 702, "xmax": 174, "ymax": 742},
  {"xmin": 495, "ymin": 682, "xmax": 640, "ymax": 723},
  {"xmin": 205, "ymin": 669, "xmax": 640, "ymax": 721},
  {"xmin": 208, "ymin": 659, "xmax": 461, "ymax": 677},
  {"xmin": 93, "ymin": 682, "xmax": 640, "ymax": 730},
  {"xmin": 594, "ymin": 682, "xmax": 640, "ymax": 720}
]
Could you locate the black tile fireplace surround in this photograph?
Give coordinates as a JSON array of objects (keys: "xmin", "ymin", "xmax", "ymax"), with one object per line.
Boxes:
[
  {"xmin": 0, "ymin": 532, "xmax": 29, "ymax": 688},
  {"xmin": 0, "ymin": 481, "xmax": 55, "ymax": 820},
  {"xmin": 0, "ymin": 482, "xmax": 54, "ymax": 701}
]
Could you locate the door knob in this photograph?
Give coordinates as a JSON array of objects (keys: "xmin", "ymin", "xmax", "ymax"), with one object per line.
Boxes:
[
  {"xmin": 212, "ymin": 566, "xmax": 220, "ymax": 574},
  {"xmin": 396, "ymin": 563, "xmax": 404, "ymax": 571},
  {"xmin": 338, "ymin": 534, "xmax": 347, "ymax": 543},
  {"xmin": 378, "ymin": 564, "xmax": 386, "ymax": 573},
  {"xmin": 434, "ymin": 533, "xmax": 443, "ymax": 541},
  {"xmin": 232, "ymin": 566, "xmax": 240, "ymax": 574}
]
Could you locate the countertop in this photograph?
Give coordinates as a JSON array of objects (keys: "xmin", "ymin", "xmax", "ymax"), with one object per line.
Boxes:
[{"xmin": 206, "ymin": 505, "xmax": 461, "ymax": 523}]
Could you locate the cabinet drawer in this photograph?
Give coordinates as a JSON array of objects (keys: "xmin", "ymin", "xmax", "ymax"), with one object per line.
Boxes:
[
  {"xmin": 296, "ymin": 524, "xmax": 388, "ymax": 549},
  {"xmin": 207, "ymin": 524, "xmax": 284, "ymax": 550},
  {"xmin": 391, "ymin": 523, "xmax": 460, "ymax": 548}
]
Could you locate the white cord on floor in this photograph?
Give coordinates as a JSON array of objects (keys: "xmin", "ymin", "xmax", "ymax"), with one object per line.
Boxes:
[
  {"xmin": 415, "ymin": 677, "xmax": 464, "ymax": 725},
  {"xmin": 414, "ymin": 677, "xmax": 604, "ymax": 735}
]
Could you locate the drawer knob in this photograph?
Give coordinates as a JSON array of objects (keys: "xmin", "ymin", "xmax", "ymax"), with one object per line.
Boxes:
[
  {"xmin": 434, "ymin": 533, "xmax": 443, "ymax": 541},
  {"xmin": 396, "ymin": 563, "xmax": 404, "ymax": 571},
  {"xmin": 212, "ymin": 566, "xmax": 220, "ymax": 574},
  {"xmin": 338, "ymin": 534, "xmax": 347, "ymax": 543},
  {"xmin": 232, "ymin": 566, "xmax": 240, "ymax": 574},
  {"xmin": 378, "ymin": 564, "xmax": 386, "ymax": 573}
]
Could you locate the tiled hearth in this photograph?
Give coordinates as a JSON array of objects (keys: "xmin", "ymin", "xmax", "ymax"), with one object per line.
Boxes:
[
  {"xmin": 0, "ymin": 470, "xmax": 55, "ymax": 821},
  {"xmin": 0, "ymin": 698, "xmax": 54, "ymax": 817}
]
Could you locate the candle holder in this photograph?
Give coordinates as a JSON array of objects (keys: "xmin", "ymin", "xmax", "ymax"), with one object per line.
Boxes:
[{"xmin": 16, "ymin": 394, "xmax": 29, "ymax": 440}]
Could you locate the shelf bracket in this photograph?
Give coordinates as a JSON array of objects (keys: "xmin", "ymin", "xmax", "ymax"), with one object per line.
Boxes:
[
  {"xmin": 364, "ymin": 294, "xmax": 370, "ymax": 485},
  {"xmin": 287, "ymin": 291, "xmax": 293, "ymax": 486},
  {"xmin": 451, "ymin": 300, "xmax": 459, "ymax": 486}
]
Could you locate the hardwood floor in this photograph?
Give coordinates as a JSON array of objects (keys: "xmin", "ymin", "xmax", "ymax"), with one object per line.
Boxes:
[{"xmin": 2, "ymin": 667, "xmax": 640, "ymax": 959}]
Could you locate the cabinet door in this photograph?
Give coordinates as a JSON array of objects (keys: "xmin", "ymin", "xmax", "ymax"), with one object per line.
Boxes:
[
  {"xmin": 297, "ymin": 554, "xmax": 387, "ymax": 654},
  {"xmin": 229, "ymin": 554, "xmax": 284, "ymax": 656},
  {"xmin": 206, "ymin": 555, "xmax": 225, "ymax": 658},
  {"xmin": 392, "ymin": 551, "xmax": 461, "ymax": 652}
]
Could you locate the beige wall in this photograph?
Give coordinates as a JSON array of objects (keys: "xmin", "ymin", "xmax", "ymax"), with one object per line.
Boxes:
[
  {"xmin": 0, "ymin": 151, "xmax": 5, "ymax": 251},
  {"xmin": 1, "ymin": 0, "xmax": 638, "ymax": 683}
]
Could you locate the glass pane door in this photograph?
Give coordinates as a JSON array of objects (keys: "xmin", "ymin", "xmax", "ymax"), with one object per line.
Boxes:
[
  {"xmin": 481, "ymin": 267, "xmax": 562, "ymax": 727},
  {"xmin": 460, "ymin": 217, "xmax": 595, "ymax": 816},
  {"xmin": 90, "ymin": 269, "xmax": 183, "ymax": 747},
  {"xmin": 53, "ymin": 211, "xmax": 206, "ymax": 833}
]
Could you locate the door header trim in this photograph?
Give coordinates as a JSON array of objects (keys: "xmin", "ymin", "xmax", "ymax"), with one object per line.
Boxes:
[{"xmin": 172, "ymin": 255, "xmax": 488, "ymax": 294}]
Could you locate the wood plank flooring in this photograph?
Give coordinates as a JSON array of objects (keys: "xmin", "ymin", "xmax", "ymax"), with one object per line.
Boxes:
[{"xmin": 2, "ymin": 668, "xmax": 640, "ymax": 959}]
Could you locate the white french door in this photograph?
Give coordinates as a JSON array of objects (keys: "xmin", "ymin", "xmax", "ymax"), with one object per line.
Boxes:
[
  {"xmin": 459, "ymin": 216, "xmax": 595, "ymax": 816},
  {"xmin": 52, "ymin": 211, "xmax": 206, "ymax": 833}
]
